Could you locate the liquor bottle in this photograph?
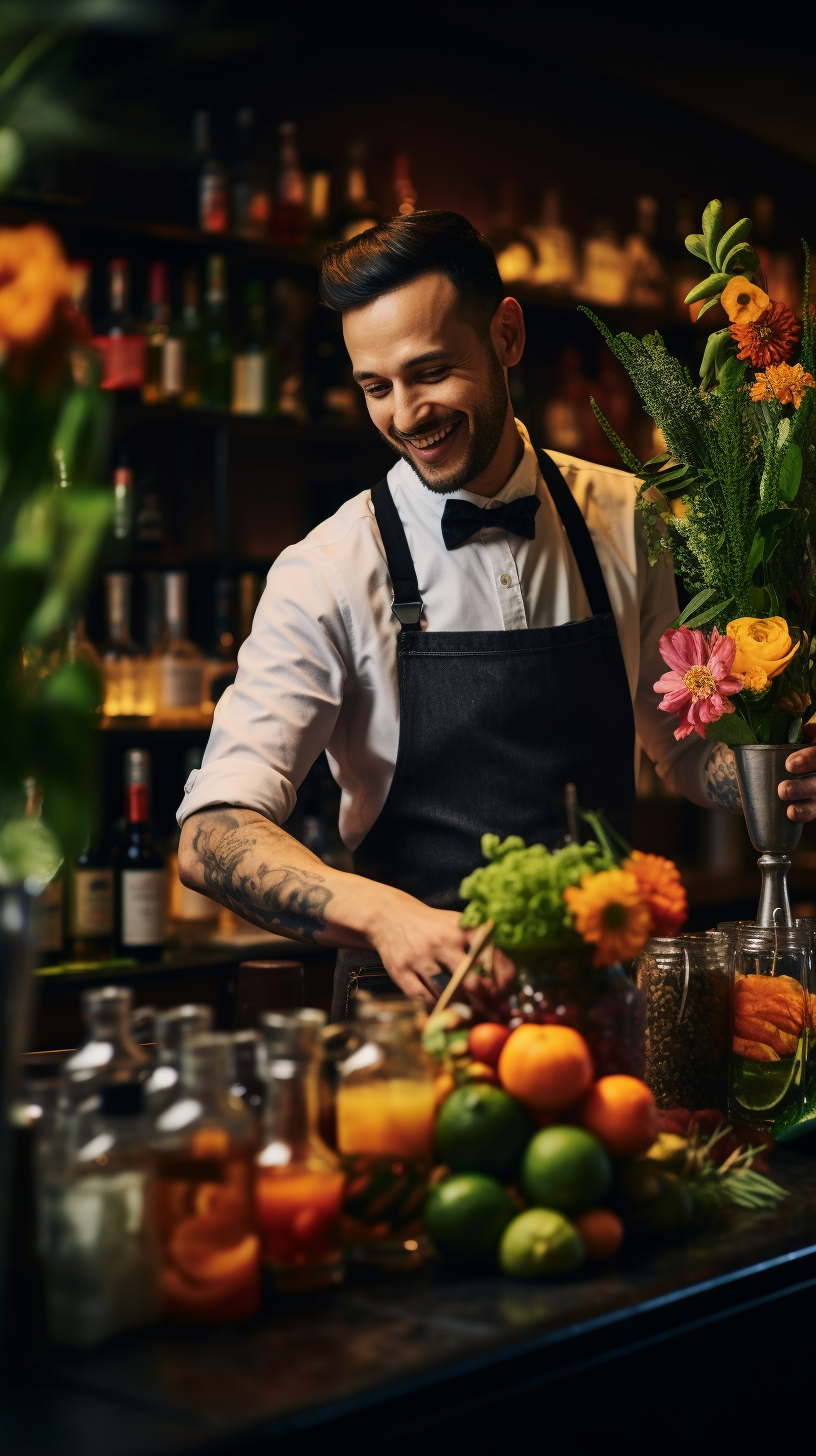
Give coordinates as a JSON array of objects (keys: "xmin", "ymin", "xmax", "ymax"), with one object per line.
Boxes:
[
  {"xmin": 337, "ymin": 140, "xmax": 378, "ymax": 241},
  {"xmin": 577, "ymin": 208, "xmax": 629, "ymax": 307},
  {"xmin": 161, "ymin": 278, "xmax": 185, "ymax": 405},
  {"xmin": 273, "ymin": 122, "xmax": 307, "ymax": 248},
  {"xmin": 65, "ymin": 838, "xmax": 115, "ymax": 962},
  {"xmin": 42, "ymin": 1081, "xmax": 161, "ymax": 1347},
  {"xmin": 93, "ymin": 259, "xmax": 145, "ymax": 391},
  {"xmin": 392, "ymin": 151, "xmax": 417, "ymax": 217},
  {"xmin": 62, "ymin": 986, "xmax": 151, "ymax": 1111},
  {"xmin": 101, "ymin": 572, "xmax": 152, "ymax": 719},
  {"xmin": 202, "ymin": 573, "xmax": 239, "ymax": 708},
  {"xmin": 116, "ymin": 749, "xmax": 166, "ymax": 961},
  {"xmin": 157, "ymin": 572, "xmax": 205, "ymax": 722},
  {"xmin": 255, "ymin": 1011, "xmax": 345, "ymax": 1291},
  {"xmin": 144, "ymin": 1003, "xmax": 214, "ymax": 1115},
  {"xmin": 180, "ymin": 266, "xmax": 203, "ymax": 408},
  {"xmin": 523, "ymin": 188, "xmax": 578, "ymax": 293},
  {"xmin": 111, "ymin": 450, "xmax": 134, "ymax": 549},
  {"xmin": 488, "ymin": 182, "xmax": 537, "ymax": 285},
  {"xmin": 193, "ymin": 109, "xmax": 228, "ymax": 233},
  {"xmin": 141, "ymin": 261, "xmax": 170, "ymax": 404},
  {"xmin": 168, "ymin": 747, "xmax": 220, "ymax": 936},
  {"xmin": 201, "ymin": 254, "xmax": 232, "ymax": 410},
  {"xmin": 625, "ymin": 196, "xmax": 666, "ymax": 309},
  {"xmin": 152, "ymin": 1034, "xmax": 261, "ymax": 1322},
  {"xmin": 306, "ymin": 159, "xmax": 332, "ymax": 248},
  {"xmin": 24, "ymin": 779, "xmax": 63, "ymax": 967},
  {"xmin": 232, "ymin": 280, "xmax": 279, "ymax": 416},
  {"xmin": 232, "ymin": 106, "xmax": 272, "ymax": 240}
]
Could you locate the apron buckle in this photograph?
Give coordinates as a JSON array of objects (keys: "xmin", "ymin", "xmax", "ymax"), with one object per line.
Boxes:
[{"xmin": 391, "ymin": 597, "xmax": 423, "ymax": 627}]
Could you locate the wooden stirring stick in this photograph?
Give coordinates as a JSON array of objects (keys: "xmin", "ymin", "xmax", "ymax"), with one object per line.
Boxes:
[{"xmin": 426, "ymin": 919, "xmax": 495, "ymax": 1028}]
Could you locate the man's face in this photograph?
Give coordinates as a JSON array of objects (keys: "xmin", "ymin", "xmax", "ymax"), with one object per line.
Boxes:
[{"xmin": 343, "ymin": 271, "xmax": 511, "ymax": 494}]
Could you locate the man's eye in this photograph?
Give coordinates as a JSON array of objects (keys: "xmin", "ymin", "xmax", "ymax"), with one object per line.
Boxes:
[
  {"xmin": 420, "ymin": 368, "xmax": 448, "ymax": 381},
  {"xmin": 364, "ymin": 384, "xmax": 389, "ymax": 397}
]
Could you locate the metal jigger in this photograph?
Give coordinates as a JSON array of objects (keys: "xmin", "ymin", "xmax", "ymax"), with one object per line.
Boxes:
[{"xmin": 732, "ymin": 745, "xmax": 803, "ymax": 927}]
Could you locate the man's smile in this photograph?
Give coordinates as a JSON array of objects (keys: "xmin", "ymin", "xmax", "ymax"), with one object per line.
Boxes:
[{"xmin": 394, "ymin": 416, "xmax": 463, "ymax": 464}]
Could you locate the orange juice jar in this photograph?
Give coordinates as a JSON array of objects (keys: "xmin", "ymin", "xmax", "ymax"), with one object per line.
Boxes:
[
  {"xmin": 255, "ymin": 1010, "xmax": 345, "ymax": 1292},
  {"xmin": 335, "ymin": 999, "xmax": 436, "ymax": 1269},
  {"xmin": 152, "ymin": 1033, "xmax": 260, "ymax": 1322}
]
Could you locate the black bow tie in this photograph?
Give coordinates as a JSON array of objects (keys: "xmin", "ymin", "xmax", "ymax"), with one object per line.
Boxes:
[{"xmin": 441, "ymin": 494, "xmax": 541, "ymax": 550}]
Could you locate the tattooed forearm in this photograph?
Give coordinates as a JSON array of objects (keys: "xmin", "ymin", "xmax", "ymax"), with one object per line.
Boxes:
[
  {"xmin": 704, "ymin": 742, "xmax": 742, "ymax": 814},
  {"xmin": 190, "ymin": 811, "xmax": 333, "ymax": 940}
]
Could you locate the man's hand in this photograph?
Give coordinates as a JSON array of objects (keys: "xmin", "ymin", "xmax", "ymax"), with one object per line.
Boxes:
[
  {"xmin": 366, "ymin": 893, "xmax": 471, "ymax": 1005},
  {"xmin": 779, "ymin": 747, "xmax": 816, "ymax": 821}
]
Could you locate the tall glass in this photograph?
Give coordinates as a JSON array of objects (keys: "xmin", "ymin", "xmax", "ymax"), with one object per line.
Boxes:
[
  {"xmin": 635, "ymin": 932, "xmax": 729, "ymax": 1111},
  {"xmin": 152, "ymin": 1033, "xmax": 260, "ymax": 1321},
  {"xmin": 335, "ymin": 999, "xmax": 436, "ymax": 1269},
  {"xmin": 729, "ymin": 925, "xmax": 811, "ymax": 1131},
  {"xmin": 255, "ymin": 1010, "xmax": 345, "ymax": 1291}
]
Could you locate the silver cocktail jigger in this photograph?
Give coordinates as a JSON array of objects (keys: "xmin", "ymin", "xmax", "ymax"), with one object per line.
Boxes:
[{"xmin": 733, "ymin": 744, "xmax": 803, "ymax": 927}]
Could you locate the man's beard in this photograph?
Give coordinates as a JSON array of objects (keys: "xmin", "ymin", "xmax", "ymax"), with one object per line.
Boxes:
[{"xmin": 377, "ymin": 343, "xmax": 509, "ymax": 495}]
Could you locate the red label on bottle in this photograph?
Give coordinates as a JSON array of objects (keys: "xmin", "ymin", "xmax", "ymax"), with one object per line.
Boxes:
[{"xmin": 127, "ymin": 782, "xmax": 149, "ymax": 823}]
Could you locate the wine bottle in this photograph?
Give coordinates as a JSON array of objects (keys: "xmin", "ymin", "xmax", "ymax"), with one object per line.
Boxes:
[
  {"xmin": 93, "ymin": 259, "xmax": 145, "ymax": 391},
  {"xmin": 116, "ymin": 750, "xmax": 166, "ymax": 962},
  {"xmin": 142, "ymin": 261, "xmax": 170, "ymax": 405},
  {"xmin": 65, "ymin": 839, "xmax": 115, "ymax": 962},
  {"xmin": 194, "ymin": 109, "xmax": 228, "ymax": 234}
]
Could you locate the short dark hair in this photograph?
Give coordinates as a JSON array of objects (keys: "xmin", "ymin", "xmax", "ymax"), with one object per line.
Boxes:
[{"xmin": 318, "ymin": 210, "xmax": 504, "ymax": 333}]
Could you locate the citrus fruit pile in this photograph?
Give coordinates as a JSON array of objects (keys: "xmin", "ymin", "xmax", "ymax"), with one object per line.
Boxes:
[{"xmin": 424, "ymin": 1021, "xmax": 696, "ymax": 1280}]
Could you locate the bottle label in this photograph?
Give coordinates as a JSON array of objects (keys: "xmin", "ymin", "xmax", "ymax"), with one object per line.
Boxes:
[
  {"xmin": 37, "ymin": 878, "xmax": 63, "ymax": 953},
  {"xmin": 121, "ymin": 869, "xmax": 166, "ymax": 946},
  {"xmin": 93, "ymin": 335, "xmax": 146, "ymax": 391},
  {"xmin": 160, "ymin": 658, "xmax": 203, "ymax": 709},
  {"xmin": 162, "ymin": 338, "xmax": 184, "ymax": 396},
  {"xmin": 233, "ymin": 354, "xmax": 267, "ymax": 414},
  {"xmin": 71, "ymin": 868, "xmax": 114, "ymax": 936}
]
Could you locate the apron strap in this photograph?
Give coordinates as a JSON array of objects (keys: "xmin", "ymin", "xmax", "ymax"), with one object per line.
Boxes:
[
  {"xmin": 371, "ymin": 476, "xmax": 423, "ymax": 630},
  {"xmin": 537, "ymin": 450, "xmax": 614, "ymax": 618}
]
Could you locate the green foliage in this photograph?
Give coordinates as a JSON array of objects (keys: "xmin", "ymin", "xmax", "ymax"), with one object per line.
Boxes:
[{"xmin": 459, "ymin": 834, "xmax": 614, "ymax": 953}]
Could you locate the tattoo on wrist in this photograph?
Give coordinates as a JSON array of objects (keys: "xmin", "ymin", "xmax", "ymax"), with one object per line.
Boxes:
[
  {"xmin": 191, "ymin": 812, "xmax": 333, "ymax": 940},
  {"xmin": 704, "ymin": 743, "xmax": 742, "ymax": 813}
]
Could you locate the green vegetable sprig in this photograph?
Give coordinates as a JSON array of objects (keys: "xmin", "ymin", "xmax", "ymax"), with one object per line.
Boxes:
[{"xmin": 459, "ymin": 833, "xmax": 613, "ymax": 953}]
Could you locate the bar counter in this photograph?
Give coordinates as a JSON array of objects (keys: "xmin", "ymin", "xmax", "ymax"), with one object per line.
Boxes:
[{"xmin": 5, "ymin": 1143, "xmax": 816, "ymax": 1454}]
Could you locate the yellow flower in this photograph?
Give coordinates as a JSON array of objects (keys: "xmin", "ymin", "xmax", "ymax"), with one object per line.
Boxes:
[
  {"xmin": 726, "ymin": 616, "xmax": 799, "ymax": 681},
  {"xmin": 720, "ymin": 276, "xmax": 770, "ymax": 324},
  {"xmin": 0, "ymin": 224, "xmax": 73, "ymax": 349},
  {"xmin": 563, "ymin": 869, "xmax": 652, "ymax": 969},
  {"xmin": 750, "ymin": 362, "xmax": 816, "ymax": 410},
  {"xmin": 742, "ymin": 666, "xmax": 769, "ymax": 693},
  {"xmin": 669, "ymin": 496, "xmax": 690, "ymax": 521}
]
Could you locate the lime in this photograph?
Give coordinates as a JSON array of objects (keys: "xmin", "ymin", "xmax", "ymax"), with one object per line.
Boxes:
[
  {"xmin": 771, "ymin": 1096, "xmax": 816, "ymax": 1142},
  {"xmin": 435, "ymin": 1083, "xmax": 531, "ymax": 1181},
  {"xmin": 520, "ymin": 1126, "xmax": 612, "ymax": 1214},
  {"xmin": 731, "ymin": 1045, "xmax": 802, "ymax": 1113},
  {"xmin": 498, "ymin": 1209, "xmax": 585, "ymax": 1280},
  {"xmin": 424, "ymin": 1173, "xmax": 516, "ymax": 1265}
]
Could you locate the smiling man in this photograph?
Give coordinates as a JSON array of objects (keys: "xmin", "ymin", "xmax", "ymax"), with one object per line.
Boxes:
[{"xmin": 177, "ymin": 211, "xmax": 816, "ymax": 1016}]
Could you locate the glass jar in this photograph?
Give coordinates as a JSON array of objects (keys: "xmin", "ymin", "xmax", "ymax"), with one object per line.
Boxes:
[
  {"xmin": 152, "ymin": 1032, "xmax": 260, "ymax": 1321},
  {"xmin": 255, "ymin": 1010, "xmax": 345, "ymax": 1292},
  {"xmin": 62, "ymin": 986, "xmax": 151, "ymax": 1115},
  {"xmin": 729, "ymin": 925, "xmax": 811, "ymax": 1131},
  {"xmin": 335, "ymin": 998, "xmax": 436, "ymax": 1269},
  {"xmin": 144, "ymin": 1003, "xmax": 214, "ymax": 1115},
  {"xmin": 506, "ymin": 953, "xmax": 646, "ymax": 1078},
  {"xmin": 635, "ymin": 933, "xmax": 729, "ymax": 1111},
  {"xmin": 42, "ymin": 1082, "xmax": 161, "ymax": 1347}
]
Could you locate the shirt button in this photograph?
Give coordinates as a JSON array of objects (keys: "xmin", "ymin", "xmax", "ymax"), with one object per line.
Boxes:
[{"xmin": 499, "ymin": 573, "xmax": 513, "ymax": 587}]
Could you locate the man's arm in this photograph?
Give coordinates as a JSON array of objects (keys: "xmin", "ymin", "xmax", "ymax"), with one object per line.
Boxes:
[{"xmin": 178, "ymin": 806, "xmax": 471, "ymax": 1004}]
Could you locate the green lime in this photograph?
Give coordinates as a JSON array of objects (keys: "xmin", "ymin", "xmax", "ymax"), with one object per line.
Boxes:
[
  {"xmin": 498, "ymin": 1209, "xmax": 585, "ymax": 1280},
  {"xmin": 435, "ymin": 1083, "xmax": 531, "ymax": 1181},
  {"xmin": 771, "ymin": 1096, "xmax": 816, "ymax": 1142},
  {"xmin": 520, "ymin": 1126, "xmax": 612, "ymax": 1214},
  {"xmin": 424, "ymin": 1173, "xmax": 516, "ymax": 1265},
  {"xmin": 731, "ymin": 1047, "xmax": 802, "ymax": 1113}
]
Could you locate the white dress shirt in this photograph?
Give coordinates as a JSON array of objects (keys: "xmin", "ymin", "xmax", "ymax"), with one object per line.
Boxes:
[{"xmin": 178, "ymin": 420, "xmax": 713, "ymax": 847}]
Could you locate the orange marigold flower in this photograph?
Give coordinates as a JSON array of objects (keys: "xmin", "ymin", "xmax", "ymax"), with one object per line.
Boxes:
[
  {"xmin": 622, "ymin": 851, "xmax": 687, "ymax": 938},
  {"xmin": 0, "ymin": 224, "xmax": 74, "ymax": 351},
  {"xmin": 731, "ymin": 300, "xmax": 801, "ymax": 368},
  {"xmin": 563, "ymin": 869, "xmax": 652, "ymax": 968},
  {"xmin": 750, "ymin": 362, "xmax": 815, "ymax": 410}
]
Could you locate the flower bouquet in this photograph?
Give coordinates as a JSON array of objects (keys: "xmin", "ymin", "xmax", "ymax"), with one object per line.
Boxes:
[{"xmin": 453, "ymin": 827, "xmax": 687, "ymax": 1076}]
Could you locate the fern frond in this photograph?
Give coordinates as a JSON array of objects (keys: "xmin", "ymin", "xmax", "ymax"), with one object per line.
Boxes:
[{"xmin": 588, "ymin": 397, "xmax": 642, "ymax": 473}]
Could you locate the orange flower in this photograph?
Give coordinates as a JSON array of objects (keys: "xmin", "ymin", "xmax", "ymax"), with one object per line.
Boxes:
[
  {"xmin": 720, "ymin": 276, "xmax": 769, "ymax": 324},
  {"xmin": 750, "ymin": 362, "xmax": 815, "ymax": 410},
  {"xmin": 731, "ymin": 301, "xmax": 801, "ymax": 368},
  {"xmin": 726, "ymin": 616, "xmax": 799, "ymax": 680},
  {"xmin": 0, "ymin": 224, "xmax": 74, "ymax": 350},
  {"xmin": 622, "ymin": 851, "xmax": 687, "ymax": 937},
  {"xmin": 563, "ymin": 869, "xmax": 652, "ymax": 968}
]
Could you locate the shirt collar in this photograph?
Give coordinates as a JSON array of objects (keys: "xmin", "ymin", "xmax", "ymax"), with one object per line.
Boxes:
[{"xmin": 392, "ymin": 418, "xmax": 542, "ymax": 518}]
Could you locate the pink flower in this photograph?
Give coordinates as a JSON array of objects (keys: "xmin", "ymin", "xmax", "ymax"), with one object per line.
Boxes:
[{"xmin": 654, "ymin": 626, "xmax": 744, "ymax": 741}]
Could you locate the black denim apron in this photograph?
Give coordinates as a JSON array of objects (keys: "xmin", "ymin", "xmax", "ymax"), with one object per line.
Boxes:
[{"xmin": 331, "ymin": 450, "xmax": 635, "ymax": 1019}]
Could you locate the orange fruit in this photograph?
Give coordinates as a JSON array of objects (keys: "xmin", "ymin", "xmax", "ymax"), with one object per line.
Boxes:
[
  {"xmin": 464, "ymin": 1061, "xmax": 499, "ymax": 1085},
  {"xmin": 574, "ymin": 1207, "xmax": 624, "ymax": 1260},
  {"xmin": 498, "ymin": 1024, "xmax": 594, "ymax": 1112},
  {"xmin": 578, "ymin": 1076, "xmax": 659, "ymax": 1158},
  {"xmin": 468, "ymin": 1022, "xmax": 511, "ymax": 1069}
]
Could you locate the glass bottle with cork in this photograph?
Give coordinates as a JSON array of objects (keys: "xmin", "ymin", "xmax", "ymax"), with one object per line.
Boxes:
[
  {"xmin": 115, "ymin": 749, "xmax": 166, "ymax": 961},
  {"xmin": 157, "ymin": 571, "xmax": 205, "ymax": 723},
  {"xmin": 152, "ymin": 1032, "xmax": 261, "ymax": 1321},
  {"xmin": 101, "ymin": 571, "xmax": 152, "ymax": 719},
  {"xmin": 93, "ymin": 258, "xmax": 145, "ymax": 391},
  {"xmin": 64, "ymin": 835, "xmax": 115, "ymax": 963},
  {"xmin": 255, "ymin": 1010, "xmax": 345, "ymax": 1291}
]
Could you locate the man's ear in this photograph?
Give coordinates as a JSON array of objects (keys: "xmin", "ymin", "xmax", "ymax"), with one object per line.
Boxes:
[{"xmin": 491, "ymin": 297, "xmax": 525, "ymax": 370}]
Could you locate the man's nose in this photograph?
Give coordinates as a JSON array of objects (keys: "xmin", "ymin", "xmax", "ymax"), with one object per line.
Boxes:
[{"xmin": 391, "ymin": 389, "xmax": 434, "ymax": 437}]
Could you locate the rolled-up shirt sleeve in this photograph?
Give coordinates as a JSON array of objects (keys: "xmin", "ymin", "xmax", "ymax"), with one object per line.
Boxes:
[
  {"xmin": 634, "ymin": 541, "xmax": 714, "ymax": 808},
  {"xmin": 177, "ymin": 545, "xmax": 350, "ymax": 827}
]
